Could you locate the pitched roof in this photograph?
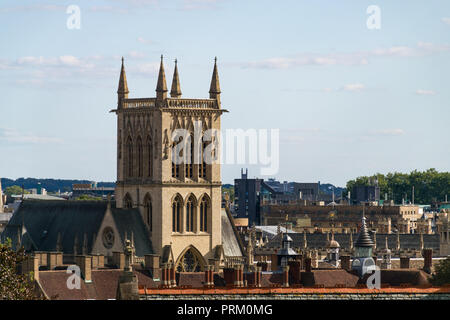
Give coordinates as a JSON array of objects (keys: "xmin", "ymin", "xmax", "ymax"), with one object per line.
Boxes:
[
  {"xmin": 2, "ymin": 200, "xmax": 107, "ymax": 252},
  {"xmin": 110, "ymin": 208, "xmax": 153, "ymax": 256},
  {"xmin": 264, "ymin": 232, "xmax": 440, "ymax": 251},
  {"xmin": 39, "ymin": 267, "xmax": 157, "ymax": 300},
  {"xmin": 1, "ymin": 200, "xmax": 153, "ymax": 256},
  {"xmin": 221, "ymin": 208, "xmax": 244, "ymax": 257}
]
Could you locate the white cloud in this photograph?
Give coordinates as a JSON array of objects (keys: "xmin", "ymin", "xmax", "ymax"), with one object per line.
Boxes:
[
  {"xmin": 89, "ymin": 6, "xmax": 129, "ymax": 14},
  {"xmin": 182, "ymin": 0, "xmax": 222, "ymax": 10},
  {"xmin": 442, "ymin": 18, "xmax": 450, "ymax": 25},
  {"xmin": 371, "ymin": 129, "xmax": 405, "ymax": 136},
  {"xmin": 14, "ymin": 55, "xmax": 94, "ymax": 69},
  {"xmin": 133, "ymin": 62, "xmax": 160, "ymax": 75},
  {"xmin": 0, "ymin": 5, "xmax": 65, "ymax": 14},
  {"xmin": 128, "ymin": 51, "xmax": 146, "ymax": 59},
  {"xmin": 241, "ymin": 53, "xmax": 368, "ymax": 69},
  {"xmin": 342, "ymin": 83, "xmax": 365, "ymax": 92},
  {"xmin": 137, "ymin": 37, "xmax": 154, "ymax": 45},
  {"xmin": 416, "ymin": 89, "xmax": 436, "ymax": 95},
  {"xmin": 240, "ymin": 42, "xmax": 450, "ymax": 70},
  {"xmin": 0, "ymin": 127, "xmax": 63, "ymax": 144}
]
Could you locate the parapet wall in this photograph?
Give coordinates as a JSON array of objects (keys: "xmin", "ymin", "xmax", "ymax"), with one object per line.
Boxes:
[
  {"xmin": 139, "ymin": 287, "xmax": 450, "ymax": 300},
  {"xmin": 141, "ymin": 293, "xmax": 450, "ymax": 300}
]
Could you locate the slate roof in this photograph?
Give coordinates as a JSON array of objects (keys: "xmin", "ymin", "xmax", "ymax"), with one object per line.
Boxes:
[
  {"xmin": 221, "ymin": 208, "xmax": 244, "ymax": 257},
  {"xmin": 110, "ymin": 207, "xmax": 153, "ymax": 257},
  {"xmin": 301, "ymin": 270, "xmax": 360, "ymax": 288},
  {"xmin": 1, "ymin": 200, "xmax": 153, "ymax": 256},
  {"xmin": 38, "ymin": 265, "xmax": 157, "ymax": 300},
  {"xmin": 264, "ymin": 232, "xmax": 440, "ymax": 252}
]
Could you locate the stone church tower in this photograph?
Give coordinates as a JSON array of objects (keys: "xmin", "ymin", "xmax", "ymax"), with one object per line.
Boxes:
[{"xmin": 112, "ymin": 56, "xmax": 226, "ymax": 271}]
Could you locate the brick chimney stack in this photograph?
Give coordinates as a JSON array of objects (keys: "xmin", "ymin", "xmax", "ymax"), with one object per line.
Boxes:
[
  {"xmin": 223, "ymin": 267, "xmax": 234, "ymax": 286},
  {"xmin": 169, "ymin": 263, "xmax": 176, "ymax": 288},
  {"xmin": 75, "ymin": 255, "xmax": 92, "ymax": 283},
  {"xmin": 422, "ymin": 248, "xmax": 433, "ymax": 274},
  {"xmin": 144, "ymin": 254, "xmax": 161, "ymax": 280},
  {"xmin": 288, "ymin": 260, "xmax": 301, "ymax": 284},
  {"xmin": 204, "ymin": 265, "xmax": 214, "ymax": 288},
  {"xmin": 400, "ymin": 256, "xmax": 410, "ymax": 269},
  {"xmin": 305, "ymin": 257, "xmax": 312, "ymax": 272},
  {"xmin": 340, "ymin": 255, "xmax": 351, "ymax": 271}
]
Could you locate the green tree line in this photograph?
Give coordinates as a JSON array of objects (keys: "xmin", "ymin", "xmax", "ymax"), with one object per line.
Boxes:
[{"xmin": 345, "ymin": 169, "xmax": 450, "ymax": 204}]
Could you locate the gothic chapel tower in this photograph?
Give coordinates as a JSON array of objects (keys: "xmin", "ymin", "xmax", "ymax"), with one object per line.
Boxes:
[{"xmin": 112, "ymin": 56, "xmax": 226, "ymax": 271}]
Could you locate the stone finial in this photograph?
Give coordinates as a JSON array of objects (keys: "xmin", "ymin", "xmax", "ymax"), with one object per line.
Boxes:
[
  {"xmin": 303, "ymin": 230, "xmax": 307, "ymax": 249},
  {"xmin": 117, "ymin": 57, "xmax": 129, "ymax": 100},
  {"xmin": 349, "ymin": 231, "xmax": 353, "ymax": 250},
  {"xmin": 420, "ymin": 232, "xmax": 424, "ymax": 251},
  {"xmin": 156, "ymin": 54, "xmax": 168, "ymax": 100},
  {"xmin": 170, "ymin": 58, "xmax": 182, "ymax": 98},
  {"xmin": 124, "ymin": 239, "xmax": 133, "ymax": 272},
  {"xmin": 209, "ymin": 57, "xmax": 221, "ymax": 104}
]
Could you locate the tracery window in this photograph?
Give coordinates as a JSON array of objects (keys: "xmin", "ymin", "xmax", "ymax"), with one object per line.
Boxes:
[
  {"xmin": 124, "ymin": 193, "xmax": 133, "ymax": 209},
  {"xmin": 147, "ymin": 136, "xmax": 153, "ymax": 178},
  {"xmin": 176, "ymin": 248, "xmax": 204, "ymax": 272},
  {"xmin": 172, "ymin": 195, "xmax": 182, "ymax": 232},
  {"xmin": 137, "ymin": 136, "xmax": 143, "ymax": 177},
  {"xmin": 200, "ymin": 196, "xmax": 209, "ymax": 232},
  {"xmin": 186, "ymin": 195, "xmax": 195, "ymax": 232},
  {"xmin": 126, "ymin": 136, "xmax": 133, "ymax": 177},
  {"xmin": 144, "ymin": 195, "xmax": 152, "ymax": 232}
]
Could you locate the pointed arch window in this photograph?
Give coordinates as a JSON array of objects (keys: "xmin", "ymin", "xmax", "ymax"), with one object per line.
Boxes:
[
  {"xmin": 118, "ymin": 130, "xmax": 122, "ymax": 159},
  {"xmin": 126, "ymin": 136, "xmax": 133, "ymax": 177},
  {"xmin": 144, "ymin": 195, "xmax": 152, "ymax": 232},
  {"xmin": 199, "ymin": 139, "xmax": 207, "ymax": 179},
  {"xmin": 200, "ymin": 196, "xmax": 209, "ymax": 232},
  {"xmin": 186, "ymin": 195, "xmax": 195, "ymax": 232},
  {"xmin": 175, "ymin": 247, "xmax": 205, "ymax": 272},
  {"xmin": 185, "ymin": 133, "xmax": 194, "ymax": 179},
  {"xmin": 147, "ymin": 136, "xmax": 153, "ymax": 178},
  {"xmin": 172, "ymin": 195, "xmax": 182, "ymax": 233},
  {"xmin": 124, "ymin": 193, "xmax": 133, "ymax": 209},
  {"xmin": 172, "ymin": 136, "xmax": 182, "ymax": 179},
  {"xmin": 137, "ymin": 136, "xmax": 143, "ymax": 177}
]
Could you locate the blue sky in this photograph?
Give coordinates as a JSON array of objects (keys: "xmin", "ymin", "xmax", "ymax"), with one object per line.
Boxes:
[{"xmin": 0, "ymin": 0, "xmax": 449, "ymax": 186}]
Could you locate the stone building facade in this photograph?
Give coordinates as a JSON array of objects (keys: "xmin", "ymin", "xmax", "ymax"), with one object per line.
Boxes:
[
  {"xmin": 112, "ymin": 56, "xmax": 227, "ymax": 270},
  {"xmin": 262, "ymin": 204, "xmax": 425, "ymax": 234}
]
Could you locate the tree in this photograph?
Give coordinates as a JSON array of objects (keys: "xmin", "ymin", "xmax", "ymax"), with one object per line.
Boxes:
[
  {"xmin": 4, "ymin": 185, "xmax": 29, "ymax": 197},
  {"xmin": 430, "ymin": 257, "xmax": 450, "ymax": 286},
  {"xmin": 0, "ymin": 239, "xmax": 37, "ymax": 300},
  {"xmin": 74, "ymin": 194, "xmax": 102, "ymax": 201},
  {"xmin": 345, "ymin": 169, "xmax": 450, "ymax": 204},
  {"xmin": 222, "ymin": 186, "xmax": 235, "ymax": 203}
]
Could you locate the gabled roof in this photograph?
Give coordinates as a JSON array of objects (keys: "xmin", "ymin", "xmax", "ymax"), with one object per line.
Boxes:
[
  {"xmin": 1, "ymin": 200, "xmax": 153, "ymax": 256},
  {"xmin": 2, "ymin": 200, "xmax": 106, "ymax": 252}
]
